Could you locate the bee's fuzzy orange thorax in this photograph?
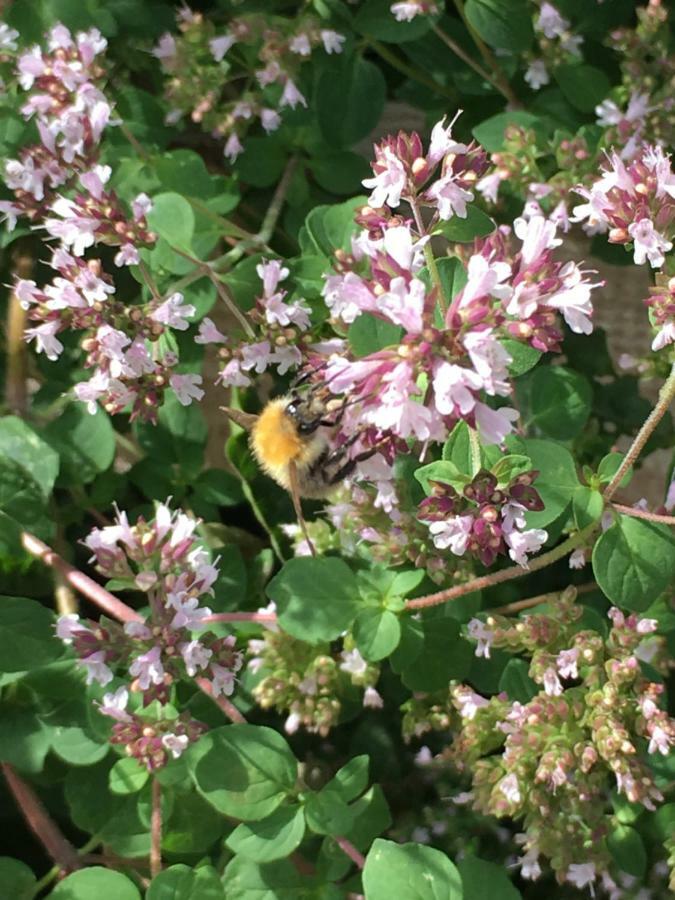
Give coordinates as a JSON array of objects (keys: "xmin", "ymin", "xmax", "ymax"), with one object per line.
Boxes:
[{"xmin": 251, "ymin": 400, "xmax": 305, "ymax": 469}]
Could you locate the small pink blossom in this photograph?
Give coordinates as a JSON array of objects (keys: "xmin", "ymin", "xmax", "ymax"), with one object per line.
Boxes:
[
  {"xmin": 170, "ymin": 373, "xmax": 204, "ymax": 406},
  {"xmin": 129, "ymin": 645, "xmax": 165, "ymax": 690}
]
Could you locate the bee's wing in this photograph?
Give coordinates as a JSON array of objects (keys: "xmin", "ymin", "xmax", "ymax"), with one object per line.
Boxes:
[
  {"xmin": 288, "ymin": 460, "xmax": 316, "ymax": 557},
  {"xmin": 219, "ymin": 406, "xmax": 259, "ymax": 432}
]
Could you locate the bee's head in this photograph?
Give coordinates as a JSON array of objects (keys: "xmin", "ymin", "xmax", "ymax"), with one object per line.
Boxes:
[{"xmin": 285, "ymin": 395, "xmax": 324, "ymax": 435}]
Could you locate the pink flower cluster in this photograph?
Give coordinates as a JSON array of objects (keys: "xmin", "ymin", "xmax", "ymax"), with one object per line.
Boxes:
[
  {"xmin": 210, "ymin": 259, "xmax": 311, "ymax": 387},
  {"xmin": 0, "ymin": 23, "xmax": 111, "ymax": 228},
  {"xmin": 645, "ymin": 276, "xmax": 675, "ymax": 351},
  {"xmin": 572, "ymin": 144, "xmax": 675, "ymax": 267},
  {"xmin": 153, "ymin": 6, "xmax": 344, "ymax": 162},
  {"xmin": 56, "ymin": 502, "xmax": 244, "ymax": 769},
  {"xmin": 318, "ymin": 119, "xmax": 601, "ymax": 448},
  {"xmin": 525, "ymin": 2, "xmax": 583, "ymax": 91},
  {"xmin": 2, "ymin": 24, "xmax": 204, "ymax": 421},
  {"xmin": 419, "ymin": 468, "xmax": 547, "ymax": 568}
]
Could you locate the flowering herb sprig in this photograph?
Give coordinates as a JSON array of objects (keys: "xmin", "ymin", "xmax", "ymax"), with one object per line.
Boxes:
[{"xmin": 55, "ymin": 501, "xmax": 243, "ymax": 770}]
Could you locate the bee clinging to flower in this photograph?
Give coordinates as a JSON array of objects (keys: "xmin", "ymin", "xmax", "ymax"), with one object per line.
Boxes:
[{"xmin": 221, "ymin": 370, "xmax": 380, "ymax": 554}]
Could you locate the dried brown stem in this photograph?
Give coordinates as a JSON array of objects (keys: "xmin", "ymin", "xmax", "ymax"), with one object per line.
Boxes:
[
  {"xmin": 5, "ymin": 245, "xmax": 33, "ymax": 416},
  {"xmin": 611, "ymin": 503, "xmax": 675, "ymax": 526},
  {"xmin": 488, "ymin": 582, "xmax": 597, "ymax": 616},
  {"xmin": 2, "ymin": 763, "xmax": 82, "ymax": 873},
  {"xmin": 150, "ymin": 778, "xmax": 162, "ymax": 878}
]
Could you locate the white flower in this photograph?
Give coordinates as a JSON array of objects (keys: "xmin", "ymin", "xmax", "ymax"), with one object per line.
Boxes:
[
  {"xmin": 504, "ymin": 526, "xmax": 548, "ymax": 568},
  {"xmin": 557, "ymin": 647, "xmax": 579, "ymax": 679},
  {"xmin": 536, "ymin": 2, "xmax": 569, "ymax": 39},
  {"xmin": 524, "ymin": 60, "xmax": 549, "ymax": 90},
  {"xmin": 474, "ymin": 403, "xmax": 519, "ymax": 446},
  {"xmin": 151, "ymin": 292, "xmax": 195, "ymax": 330},
  {"xmin": 224, "ymin": 133, "xmax": 243, "ymax": 163},
  {"xmin": 80, "ymin": 650, "xmax": 114, "ymax": 686},
  {"xmin": 98, "ymin": 686, "xmax": 131, "ymax": 722},
  {"xmin": 566, "ymin": 863, "xmax": 596, "ymax": 890},
  {"xmin": 628, "ymin": 218, "xmax": 673, "ymax": 268},
  {"xmin": 467, "ymin": 618, "xmax": 494, "ymax": 658},
  {"xmin": 280, "ymin": 79, "xmax": 306, "ymax": 109},
  {"xmin": 24, "ymin": 321, "xmax": 64, "ymax": 360},
  {"xmin": 170, "ymin": 373, "xmax": 204, "ymax": 406},
  {"xmin": 514, "ymin": 215, "xmax": 562, "ymax": 265},
  {"xmin": 180, "ymin": 640, "xmax": 213, "ymax": 676},
  {"xmin": 363, "ymin": 686, "xmax": 384, "ymax": 708},
  {"xmin": 454, "ymin": 685, "xmax": 489, "ymax": 720},
  {"xmin": 162, "ymin": 733, "xmax": 189, "ymax": 759},
  {"xmin": 426, "ymin": 173, "xmax": 473, "ymax": 220},
  {"xmin": 427, "ymin": 515, "xmax": 474, "ymax": 556},
  {"xmin": 362, "ymin": 146, "xmax": 408, "ymax": 208},
  {"xmin": 210, "ymin": 662, "xmax": 236, "ymax": 697},
  {"xmin": 340, "ymin": 648, "xmax": 368, "ymax": 677},
  {"xmin": 499, "ymin": 773, "xmax": 521, "ymax": 804},
  {"xmin": 129, "ymin": 646, "xmax": 165, "ymax": 690},
  {"xmin": 289, "ymin": 33, "xmax": 311, "ymax": 56},
  {"xmin": 543, "ymin": 666, "xmax": 563, "ymax": 696},
  {"xmin": 209, "ymin": 34, "xmax": 235, "ymax": 61},
  {"xmin": 320, "ymin": 30, "xmax": 345, "ymax": 54}
]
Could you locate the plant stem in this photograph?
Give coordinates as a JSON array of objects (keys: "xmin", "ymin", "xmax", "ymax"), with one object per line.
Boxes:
[
  {"xmin": 603, "ymin": 363, "xmax": 675, "ymax": 502},
  {"xmin": 2, "ymin": 763, "xmax": 82, "ymax": 873},
  {"xmin": 406, "ymin": 524, "xmax": 596, "ymax": 610},
  {"xmin": 487, "ymin": 581, "xmax": 597, "ymax": 616},
  {"xmin": 150, "ymin": 778, "xmax": 162, "ymax": 878},
  {"xmin": 430, "ymin": 22, "xmax": 509, "ymax": 105},
  {"xmin": 21, "ymin": 532, "xmax": 143, "ymax": 624},
  {"xmin": 19, "ymin": 533, "xmax": 247, "ymax": 724},
  {"xmin": 611, "ymin": 503, "xmax": 675, "ymax": 526},
  {"xmin": 446, "ymin": 2, "xmax": 520, "ymax": 107},
  {"xmin": 334, "ymin": 836, "xmax": 366, "ymax": 870},
  {"xmin": 202, "ymin": 611, "xmax": 278, "ymax": 624},
  {"xmin": 120, "ymin": 123, "xmax": 150, "ymax": 160},
  {"xmin": 5, "ymin": 244, "xmax": 33, "ymax": 416},
  {"xmin": 409, "ymin": 196, "xmax": 446, "ymax": 310},
  {"xmin": 258, "ymin": 156, "xmax": 297, "ymax": 246},
  {"xmin": 29, "ymin": 866, "xmax": 61, "ymax": 898},
  {"xmin": 367, "ymin": 39, "xmax": 458, "ymax": 101}
]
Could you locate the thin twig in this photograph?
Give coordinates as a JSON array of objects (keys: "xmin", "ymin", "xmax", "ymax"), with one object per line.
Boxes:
[
  {"xmin": 21, "ymin": 532, "xmax": 143, "ymax": 624},
  {"xmin": 431, "ymin": 21, "xmax": 516, "ymax": 106},
  {"xmin": 334, "ymin": 836, "xmax": 366, "ymax": 870},
  {"xmin": 409, "ymin": 196, "xmax": 445, "ymax": 310},
  {"xmin": 406, "ymin": 524, "xmax": 596, "ymax": 610},
  {"xmin": 258, "ymin": 156, "xmax": 298, "ymax": 245},
  {"xmin": 611, "ymin": 503, "xmax": 675, "ymax": 526},
  {"xmin": 367, "ymin": 40, "xmax": 459, "ymax": 102},
  {"xmin": 195, "ymin": 677, "xmax": 247, "ymax": 723},
  {"xmin": 120, "ymin": 123, "xmax": 150, "ymax": 161},
  {"xmin": 447, "ymin": 2, "xmax": 521, "ymax": 107},
  {"xmin": 2, "ymin": 763, "xmax": 82, "ymax": 873},
  {"xmin": 202, "ymin": 611, "xmax": 278, "ymax": 624},
  {"xmin": 150, "ymin": 778, "xmax": 162, "ymax": 878},
  {"xmin": 5, "ymin": 244, "xmax": 33, "ymax": 416},
  {"xmin": 603, "ymin": 363, "xmax": 675, "ymax": 502},
  {"xmin": 488, "ymin": 582, "xmax": 597, "ymax": 616}
]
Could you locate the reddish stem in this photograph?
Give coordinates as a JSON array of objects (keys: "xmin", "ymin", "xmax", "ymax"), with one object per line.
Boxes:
[
  {"xmin": 2, "ymin": 763, "xmax": 82, "ymax": 873},
  {"xmin": 21, "ymin": 532, "xmax": 143, "ymax": 624},
  {"xmin": 611, "ymin": 503, "xmax": 675, "ymax": 526},
  {"xmin": 202, "ymin": 611, "xmax": 277, "ymax": 624},
  {"xmin": 334, "ymin": 836, "xmax": 366, "ymax": 870},
  {"xmin": 150, "ymin": 778, "xmax": 162, "ymax": 878},
  {"xmin": 195, "ymin": 677, "xmax": 247, "ymax": 723}
]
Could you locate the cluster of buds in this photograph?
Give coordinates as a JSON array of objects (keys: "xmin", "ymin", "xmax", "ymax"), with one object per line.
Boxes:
[
  {"xmin": 249, "ymin": 625, "xmax": 381, "ymax": 736},
  {"xmin": 100, "ymin": 686, "xmax": 207, "ymax": 771},
  {"xmin": 419, "ymin": 467, "xmax": 547, "ymax": 568},
  {"xmin": 644, "ymin": 274, "xmax": 675, "ymax": 351},
  {"xmin": 0, "ymin": 23, "xmax": 112, "ymax": 228},
  {"xmin": 572, "ymin": 144, "xmax": 675, "ymax": 267},
  {"xmin": 209, "ymin": 260, "xmax": 311, "ymax": 388},
  {"xmin": 55, "ymin": 503, "xmax": 245, "ymax": 767},
  {"xmin": 440, "ymin": 592, "xmax": 674, "ymax": 887},
  {"xmin": 401, "ymin": 688, "xmax": 455, "ymax": 742},
  {"xmin": 524, "ymin": 1, "xmax": 583, "ymax": 92},
  {"xmin": 152, "ymin": 6, "xmax": 344, "ymax": 162}
]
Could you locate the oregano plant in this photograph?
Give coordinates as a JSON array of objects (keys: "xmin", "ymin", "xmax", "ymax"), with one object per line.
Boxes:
[{"xmin": 0, "ymin": 1, "xmax": 673, "ymax": 898}]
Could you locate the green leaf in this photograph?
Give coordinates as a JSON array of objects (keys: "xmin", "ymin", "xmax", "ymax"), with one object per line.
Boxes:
[
  {"xmin": 508, "ymin": 438, "xmax": 578, "ymax": 528},
  {"xmin": 401, "ymin": 618, "xmax": 473, "ymax": 691},
  {"xmin": 572, "ymin": 486, "xmax": 604, "ymax": 530},
  {"xmin": 353, "ymin": 608, "xmax": 401, "ymax": 662},
  {"xmin": 47, "ymin": 867, "xmax": 141, "ymax": 900},
  {"xmin": 597, "ymin": 452, "xmax": 632, "ymax": 488},
  {"xmin": 415, "ymin": 460, "xmax": 467, "ymax": 495},
  {"xmin": 592, "ymin": 515, "xmax": 675, "ymax": 611},
  {"xmin": 498, "ymin": 659, "xmax": 538, "ymax": 703},
  {"xmin": 109, "ymin": 757, "xmax": 150, "ymax": 795},
  {"xmin": 0, "ymin": 456, "xmax": 53, "ymax": 554},
  {"xmin": 363, "ymin": 839, "xmax": 463, "ymax": 900},
  {"xmin": 491, "ymin": 455, "xmax": 533, "ymax": 485},
  {"xmin": 304, "ymin": 789, "xmax": 355, "ymax": 836},
  {"xmin": 44, "ymin": 404, "xmax": 115, "ymax": 484},
  {"xmin": 235, "ymin": 136, "xmax": 286, "ymax": 188},
  {"xmin": 433, "ymin": 206, "xmax": 494, "ymax": 243},
  {"xmin": 607, "ymin": 825, "xmax": 647, "ymax": 878},
  {"xmin": 458, "ymin": 855, "xmax": 520, "ymax": 900},
  {"xmin": 147, "ymin": 865, "xmax": 223, "ymax": 900},
  {"xmin": 465, "ymin": 0, "xmax": 533, "ymax": 51},
  {"xmin": 472, "ymin": 111, "xmax": 542, "ymax": 152},
  {"xmin": 435, "ymin": 257, "xmax": 467, "ymax": 307},
  {"xmin": 528, "ymin": 366, "xmax": 592, "ymax": 439},
  {"xmin": 146, "ymin": 192, "xmax": 195, "ymax": 250},
  {"xmin": 194, "ymin": 470, "xmax": 244, "ymax": 507},
  {"xmin": 343, "ymin": 784, "xmax": 392, "ymax": 849},
  {"xmin": 266, "ymin": 557, "xmax": 359, "ymax": 643},
  {"xmin": 324, "ymin": 756, "xmax": 369, "ymax": 803},
  {"xmin": 502, "ymin": 341, "xmax": 542, "ymax": 377},
  {"xmin": 188, "ymin": 725, "xmax": 297, "ymax": 821},
  {"xmin": 442, "ymin": 421, "xmax": 472, "ymax": 472},
  {"xmin": 226, "ymin": 805, "xmax": 306, "ymax": 863},
  {"xmin": 310, "ymin": 152, "xmax": 371, "ymax": 195},
  {"xmin": 303, "ymin": 196, "xmax": 365, "ymax": 259},
  {"xmin": 162, "ymin": 790, "xmax": 225, "ymax": 854},
  {"xmin": 349, "ymin": 314, "xmax": 403, "ymax": 358},
  {"xmin": 0, "ymin": 858, "xmax": 35, "ymax": 900},
  {"xmin": 354, "ymin": 0, "xmax": 435, "ymax": 42},
  {"xmin": 223, "ymin": 857, "xmax": 327, "ymax": 900},
  {"xmin": 0, "ymin": 596, "xmax": 61, "ymax": 672},
  {"xmin": 0, "ymin": 417, "xmax": 59, "ymax": 499},
  {"xmin": 316, "ymin": 54, "xmax": 386, "ymax": 148},
  {"xmin": 0, "ymin": 709, "xmax": 51, "ymax": 773},
  {"xmin": 554, "ymin": 64, "xmax": 612, "ymax": 114},
  {"xmin": 50, "ymin": 724, "xmax": 108, "ymax": 767}
]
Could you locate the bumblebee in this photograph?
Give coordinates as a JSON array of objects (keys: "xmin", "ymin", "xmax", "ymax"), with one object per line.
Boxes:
[{"xmin": 221, "ymin": 376, "xmax": 375, "ymax": 554}]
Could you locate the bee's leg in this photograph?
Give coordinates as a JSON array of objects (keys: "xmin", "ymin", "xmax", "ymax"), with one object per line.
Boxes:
[
  {"xmin": 288, "ymin": 460, "xmax": 316, "ymax": 557},
  {"xmin": 325, "ymin": 445, "xmax": 381, "ymax": 485}
]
